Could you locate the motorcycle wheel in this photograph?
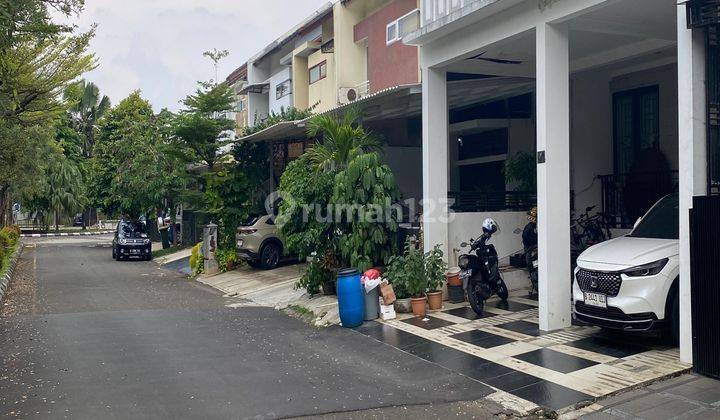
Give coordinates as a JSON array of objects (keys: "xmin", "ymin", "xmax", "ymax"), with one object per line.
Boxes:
[
  {"xmin": 467, "ymin": 280, "xmax": 486, "ymax": 316},
  {"xmin": 496, "ymin": 278, "xmax": 509, "ymax": 302}
]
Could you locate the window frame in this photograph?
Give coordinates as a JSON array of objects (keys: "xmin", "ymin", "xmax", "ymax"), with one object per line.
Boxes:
[
  {"xmin": 275, "ymin": 79, "xmax": 292, "ymax": 100},
  {"xmin": 309, "ymin": 61, "xmax": 327, "ymax": 85},
  {"xmin": 387, "ymin": 9, "xmax": 419, "ymax": 45}
]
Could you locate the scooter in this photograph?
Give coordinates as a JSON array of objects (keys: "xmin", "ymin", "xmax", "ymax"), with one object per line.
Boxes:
[{"xmin": 458, "ymin": 219, "xmax": 509, "ymax": 316}]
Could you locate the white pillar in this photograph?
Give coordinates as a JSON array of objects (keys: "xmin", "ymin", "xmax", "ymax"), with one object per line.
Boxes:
[
  {"xmin": 422, "ymin": 67, "xmax": 449, "ymax": 256},
  {"xmin": 536, "ymin": 22, "xmax": 572, "ymax": 331},
  {"xmin": 677, "ymin": 5, "xmax": 707, "ymax": 365}
]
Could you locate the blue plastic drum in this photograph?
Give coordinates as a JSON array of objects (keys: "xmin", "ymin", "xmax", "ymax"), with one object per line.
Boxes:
[{"xmin": 336, "ymin": 268, "xmax": 364, "ymax": 328}]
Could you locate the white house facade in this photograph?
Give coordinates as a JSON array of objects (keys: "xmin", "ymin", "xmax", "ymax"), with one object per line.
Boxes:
[{"xmin": 404, "ymin": 0, "xmax": 713, "ymax": 366}]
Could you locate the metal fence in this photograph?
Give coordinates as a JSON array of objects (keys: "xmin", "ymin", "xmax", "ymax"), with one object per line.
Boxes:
[{"xmin": 448, "ymin": 191, "xmax": 536, "ymax": 213}]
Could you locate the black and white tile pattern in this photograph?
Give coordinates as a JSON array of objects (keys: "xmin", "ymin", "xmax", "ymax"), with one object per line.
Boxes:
[{"xmin": 353, "ymin": 295, "xmax": 689, "ymax": 414}]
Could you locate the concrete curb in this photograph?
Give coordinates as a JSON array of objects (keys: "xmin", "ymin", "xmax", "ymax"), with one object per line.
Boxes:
[
  {"xmin": 0, "ymin": 242, "xmax": 23, "ymax": 304},
  {"xmin": 21, "ymin": 230, "xmax": 113, "ymax": 238}
]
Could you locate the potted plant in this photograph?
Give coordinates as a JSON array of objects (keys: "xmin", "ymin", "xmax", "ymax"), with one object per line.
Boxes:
[
  {"xmin": 404, "ymin": 241, "xmax": 429, "ymax": 317},
  {"xmin": 385, "ymin": 254, "xmax": 412, "ymax": 313},
  {"xmin": 425, "ymin": 245, "xmax": 447, "ymax": 310}
]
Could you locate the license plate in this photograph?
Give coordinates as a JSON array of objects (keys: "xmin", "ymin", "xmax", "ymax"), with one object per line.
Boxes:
[
  {"xmin": 584, "ymin": 292, "xmax": 607, "ymax": 309},
  {"xmin": 130, "ymin": 249, "xmax": 141, "ymax": 255}
]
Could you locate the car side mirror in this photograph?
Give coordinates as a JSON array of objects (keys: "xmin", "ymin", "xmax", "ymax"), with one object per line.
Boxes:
[{"xmin": 633, "ymin": 217, "xmax": 642, "ymax": 229}]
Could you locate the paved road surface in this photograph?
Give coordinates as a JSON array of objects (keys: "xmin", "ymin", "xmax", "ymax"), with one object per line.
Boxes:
[{"xmin": 0, "ymin": 239, "xmax": 496, "ymax": 419}]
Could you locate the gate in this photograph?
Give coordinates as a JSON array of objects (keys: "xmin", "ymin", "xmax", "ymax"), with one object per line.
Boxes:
[{"xmin": 690, "ymin": 195, "xmax": 720, "ymax": 379}]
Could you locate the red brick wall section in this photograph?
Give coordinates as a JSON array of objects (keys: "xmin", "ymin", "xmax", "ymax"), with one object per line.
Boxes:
[{"xmin": 354, "ymin": 0, "xmax": 419, "ymax": 94}]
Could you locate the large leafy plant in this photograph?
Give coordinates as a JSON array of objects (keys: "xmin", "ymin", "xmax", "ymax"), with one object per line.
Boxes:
[
  {"xmin": 425, "ymin": 245, "xmax": 447, "ymax": 293},
  {"xmin": 332, "ymin": 153, "xmax": 399, "ymax": 272}
]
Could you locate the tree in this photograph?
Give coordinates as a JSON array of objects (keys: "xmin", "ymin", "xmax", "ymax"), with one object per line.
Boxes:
[
  {"xmin": 203, "ymin": 48, "xmax": 229, "ymax": 84},
  {"xmin": 305, "ymin": 107, "xmax": 380, "ymax": 172},
  {"xmin": 92, "ymin": 91, "xmax": 178, "ymax": 219},
  {"xmin": 65, "ymin": 80, "xmax": 111, "ymax": 158},
  {"xmin": 172, "ymin": 82, "xmax": 235, "ymax": 171},
  {"xmin": 0, "ymin": 0, "xmax": 95, "ymax": 226},
  {"xmin": 46, "ymin": 156, "xmax": 85, "ymax": 231}
]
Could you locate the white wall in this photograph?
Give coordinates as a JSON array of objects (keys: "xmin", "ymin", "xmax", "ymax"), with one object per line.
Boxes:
[
  {"xmin": 269, "ymin": 67, "xmax": 293, "ymax": 115},
  {"xmin": 248, "ymin": 92, "xmax": 269, "ymax": 125},
  {"xmin": 448, "ymin": 211, "xmax": 528, "ymax": 266}
]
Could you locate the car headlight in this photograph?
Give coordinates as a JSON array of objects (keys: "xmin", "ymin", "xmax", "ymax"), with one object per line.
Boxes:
[
  {"xmin": 236, "ymin": 239, "xmax": 244, "ymax": 248},
  {"xmin": 623, "ymin": 258, "xmax": 669, "ymax": 277},
  {"xmin": 458, "ymin": 255, "xmax": 469, "ymax": 270},
  {"xmin": 143, "ymin": 239, "xmax": 150, "ymax": 245},
  {"xmin": 119, "ymin": 238, "xmax": 128, "ymax": 245}
]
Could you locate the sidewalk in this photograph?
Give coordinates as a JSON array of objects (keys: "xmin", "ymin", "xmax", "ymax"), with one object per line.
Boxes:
[
  {"xmin": 196, "ymin": 263, "xmax": 341, "ymax": 326},
  {"xmin": 572, "ymin": 374, "xmax": 720, "ymax": 419},
  {"xmin": 21, "ymin": 230, "xmax": 113, "ymax": 238}
]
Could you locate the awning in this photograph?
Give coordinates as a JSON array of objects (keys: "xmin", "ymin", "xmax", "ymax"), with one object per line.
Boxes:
[
  {"xmin": 236, "ymin": 77, "xmax": 535, "ymax": 143},
  {"xmin": 237, "ymin": 84, "xmax": 422, "ymax": 143},
  {"xmin": 239, "ymin": 82, "xmax": 270, "ymax": 95}
]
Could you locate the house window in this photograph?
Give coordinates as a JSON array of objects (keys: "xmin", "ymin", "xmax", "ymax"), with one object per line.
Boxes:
[
  {"xmin": 276, "ymin": 79, "xmax": 292, "ymax": 100},
  {"xmin": 612, "ymin": 85, "xmax": 660, "ymax": 175},
  {"xmin": 236, "ymin": 98, "xmax": 246, "ymax": 113},
  {"xmin": 387, "ymin": 9, "xmax": 419, "ymax": 45},
  {"xmin": 309, "ymin": 61, "xmax": 327, "ymax": 84}
]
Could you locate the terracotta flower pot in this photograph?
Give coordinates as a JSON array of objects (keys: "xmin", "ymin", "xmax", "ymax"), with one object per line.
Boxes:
[
  {"xmin": 411, "ymin": 297, "xmax": 427, "ymax": 317},
  {"xmin": 446, "ymin": 268, "xmax": 462, "ymax": 287},
  {"xmin": 427, "ymin": 291, "xmax": 443, "ymax": 310}
]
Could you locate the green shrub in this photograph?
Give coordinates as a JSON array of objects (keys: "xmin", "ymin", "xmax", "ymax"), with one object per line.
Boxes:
[
  {"xmin": 0, "ymin": 231, "xmax": 12, "ymax": 251},
  {"xmin": 425, "ymin": 245, "xmax": 447, "ymax": 293},
  {"xmin": 1, "ymin": 225, "xmax": 20, "ymax": 244},
  {"xmin": 216, "ymin": 248, "xmax": 238, "ymax": 273},
  {"xmin": 295, "ymin": 258, "xmax": 329, "ymax": 296},
  {"xmin": 189, "ymin": 242, "xmax": 204, "ymax": 275}
]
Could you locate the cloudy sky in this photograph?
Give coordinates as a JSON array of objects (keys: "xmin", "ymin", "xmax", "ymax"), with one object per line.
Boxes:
[{"xmin": 59, "ymin": 0, "xmax": 332, "ymax": 112}]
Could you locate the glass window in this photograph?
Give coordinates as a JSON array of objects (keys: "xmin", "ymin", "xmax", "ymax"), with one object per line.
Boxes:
[
  {"xmin": 309, "ymin": 61, "xmax": 326, "ymax": 84},
  {"xmin": 629, "ymin": 194, "xmax": 679, "ymax": 240},
  {"xmin": 386, "ymin": 21, "xmax": 398, "ymax": 44},
  {"xmin": 275, "ymin": 79, "xmax": 292, "ymax": 100}
]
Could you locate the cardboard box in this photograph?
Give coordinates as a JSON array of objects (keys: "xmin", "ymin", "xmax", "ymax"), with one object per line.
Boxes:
[{"xmin": 380, "ymin": 304, "xmax": 396, "ymax": 321}]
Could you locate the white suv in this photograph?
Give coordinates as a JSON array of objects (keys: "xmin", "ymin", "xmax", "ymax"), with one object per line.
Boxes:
[{"xmin": 573, "ymin": 194, "xmax": 679, "ymax": 343}]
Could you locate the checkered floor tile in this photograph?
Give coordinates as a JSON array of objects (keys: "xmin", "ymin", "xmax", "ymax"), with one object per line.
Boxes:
[{"xmin": 353, "ymin": 296, "xmax": 690, "ymax": 414}]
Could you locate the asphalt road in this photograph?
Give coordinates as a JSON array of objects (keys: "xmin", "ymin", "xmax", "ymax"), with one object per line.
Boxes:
[{"xmin": 0, "ymin": 239, "xmax": 495, "ymax": 419}]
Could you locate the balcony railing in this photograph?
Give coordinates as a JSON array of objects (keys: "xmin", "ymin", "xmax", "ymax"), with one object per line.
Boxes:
[
  {"xmin": 448, "ymin": 191, "xmax": 536, "ymax": 213},
  {"xmin": 600, "ymin": 171, "xmax": 679, "ymax": 229},
  {"xmin": 422, "ymin": 0, "xmax": 471, "ymax": 26}
]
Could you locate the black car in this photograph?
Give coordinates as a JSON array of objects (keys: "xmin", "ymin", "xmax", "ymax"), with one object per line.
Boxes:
[{"xmin": 112, "ymin": 220, "xmax": 152, "ymax": 261}]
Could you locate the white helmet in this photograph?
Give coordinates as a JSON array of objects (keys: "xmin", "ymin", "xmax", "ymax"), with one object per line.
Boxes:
[{"xmin": 482, "ymin": 218, "xmax": 499, "ymax": 234}]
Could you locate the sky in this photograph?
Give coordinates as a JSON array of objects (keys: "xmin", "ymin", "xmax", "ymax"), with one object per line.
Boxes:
[{"xmin": 58, "ymin": 0, "xmax": 332, "ymax": 112}]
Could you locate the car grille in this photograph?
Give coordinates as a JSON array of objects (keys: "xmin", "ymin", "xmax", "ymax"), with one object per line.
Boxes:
[
  {"xmin": 576, "ymin": 269, "xmax": 622, "ymax": 297},
  {"xmin": 575, "ymin": 302, "xmax": 656, "ymax": 322},
  {"xmin": 123, "ymin": 239, "xmax": 147, "ymax": 245}
]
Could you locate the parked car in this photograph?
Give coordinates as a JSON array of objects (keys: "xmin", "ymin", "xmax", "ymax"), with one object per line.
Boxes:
[
  {"xmin": 235, "ymin": 215, "xmax": 286, "ymax": 270},
  {"xmin": 73, "ymin": 214, "xmax": 84, "ymax": 227},
  {"xmin": 113, "ymin": 220, "xmax": 152, "ymax": 261},
  {"xmin": 573, "ymin": 193, "xmax": 679, "ymax": 343}
]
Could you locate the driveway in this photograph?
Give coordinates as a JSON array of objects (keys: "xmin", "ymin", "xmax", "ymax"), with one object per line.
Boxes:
[{"xmin": 0, "ymin": 239, "xmax": 498, "ymax": 419}]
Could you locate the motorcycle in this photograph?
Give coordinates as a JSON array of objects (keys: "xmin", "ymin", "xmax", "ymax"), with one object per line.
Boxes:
[
  {"xmin": 525, "ymin": 245, "xmax": 538, "ymax": 296},
  {"xmin": 458, "ymin": 219, "xmax": 509, "ymax": 316}
]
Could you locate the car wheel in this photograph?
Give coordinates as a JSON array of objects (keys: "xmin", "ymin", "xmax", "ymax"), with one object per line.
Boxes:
[
  {"xmin": 247, "ymin": 259, "xmax": 261, "ymax": 269},
  {"xmin": 260, "ymin": 242, "xmax": 281, "ymax": 270}
]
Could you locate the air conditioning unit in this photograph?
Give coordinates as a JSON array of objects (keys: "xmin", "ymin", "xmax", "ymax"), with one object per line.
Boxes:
[{"xmin": 338, "ymin": 87, "xmax": 360, "ymax": 105}]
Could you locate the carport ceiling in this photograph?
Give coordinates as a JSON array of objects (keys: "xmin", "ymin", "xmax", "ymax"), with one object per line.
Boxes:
[{"xmin": 443, "ymin": 0, "xmax": 677, "ymax": 77}]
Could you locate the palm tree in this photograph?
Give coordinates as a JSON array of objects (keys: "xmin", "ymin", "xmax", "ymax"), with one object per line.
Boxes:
[
  {"xmin": 305, "ymin": 107, "xmax": 380, "ymax": 172},
  {"xmin": 47, "ymin": 158, "xmax": 86, "ymax": 232},
  {"xmin": 66, "ymin": 80, "xmax": 111, "ymax": 158}
]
